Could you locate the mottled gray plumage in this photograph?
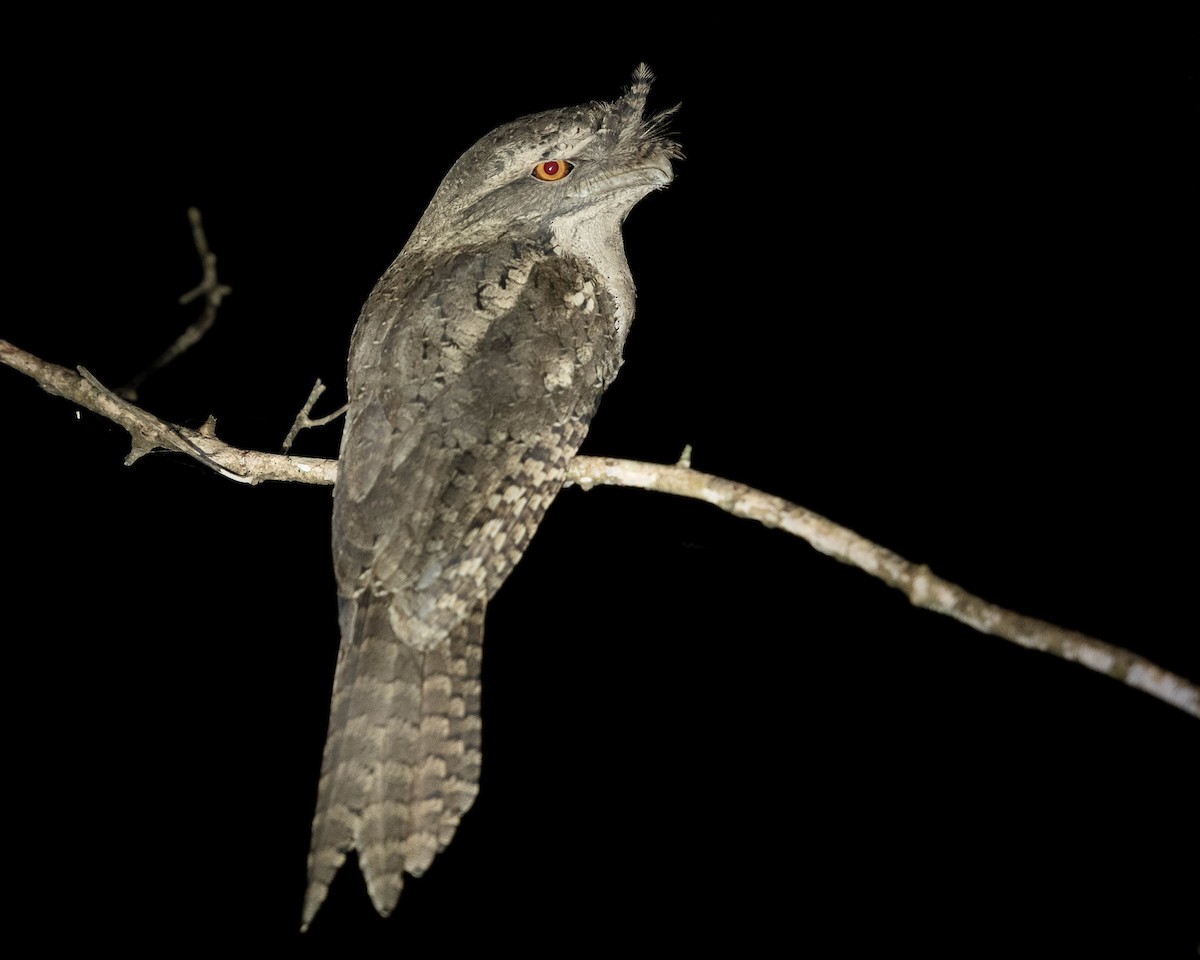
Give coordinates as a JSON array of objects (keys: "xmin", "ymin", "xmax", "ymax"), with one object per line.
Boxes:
[{"xmin": 302, "ymin": 66, "xmax": 677, "ymax": 929}]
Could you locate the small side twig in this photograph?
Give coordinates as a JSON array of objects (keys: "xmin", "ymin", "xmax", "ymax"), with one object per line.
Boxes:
[
  {"xmin": 282, "ymin": 379, "xmax": 348, "ymax": 453},
  {"xmin": 119, "ymin": 207, "xmax": 232, "ymax": 400}
]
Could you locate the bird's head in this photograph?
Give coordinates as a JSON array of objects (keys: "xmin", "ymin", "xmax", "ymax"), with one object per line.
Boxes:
[{"xmin": 408, "ymin": 64, "xmax": 679, "ymax": 256}]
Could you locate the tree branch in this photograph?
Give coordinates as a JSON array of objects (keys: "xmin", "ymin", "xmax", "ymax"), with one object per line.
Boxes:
[
  {"xmin": 1, "ymin": 340, "xmax": 335, "ymax": 485},
  {"xmin": 2, "ymin": 337, "xmax": 1196, "ymax": 719},
  {"xmin": 567, "ymin": 457, "xmax": 1199, "ymax": 719}
]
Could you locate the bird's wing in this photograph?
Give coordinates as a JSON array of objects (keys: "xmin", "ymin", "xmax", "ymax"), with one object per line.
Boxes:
[{"xmin": 303, "ymin": 247, "xmax": 621, "ymax": 927}]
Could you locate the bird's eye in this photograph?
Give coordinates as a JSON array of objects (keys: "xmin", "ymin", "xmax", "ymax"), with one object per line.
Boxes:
[{"xmin": 532, "ymin": 160, "xmax": 573, "ymax": 182}]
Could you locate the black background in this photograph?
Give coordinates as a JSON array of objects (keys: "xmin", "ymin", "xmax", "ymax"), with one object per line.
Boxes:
[{"xmin": 4, "ymin": 19, "xmax": 1197, "ymax": 955}]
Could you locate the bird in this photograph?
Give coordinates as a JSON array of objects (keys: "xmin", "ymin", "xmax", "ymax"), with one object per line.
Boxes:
[{"xmin": 302, "ymin": 64, "xmax": 678, "ymax": 929}]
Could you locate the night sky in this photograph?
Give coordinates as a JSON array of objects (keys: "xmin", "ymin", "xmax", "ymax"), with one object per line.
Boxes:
[{"xmin": 5, "ymin": 23, "xmax": 1196, "ymax": 955}]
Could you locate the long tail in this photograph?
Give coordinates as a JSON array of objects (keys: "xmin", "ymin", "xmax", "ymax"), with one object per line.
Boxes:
[{"xmin": 301, "ymin": 601, "xmax": 484, "ymax": 930}]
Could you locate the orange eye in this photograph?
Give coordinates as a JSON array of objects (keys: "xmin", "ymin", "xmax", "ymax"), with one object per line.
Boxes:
[{"xmin": 532, "ymin": 159, "xmax": 573, "ymax": 182}]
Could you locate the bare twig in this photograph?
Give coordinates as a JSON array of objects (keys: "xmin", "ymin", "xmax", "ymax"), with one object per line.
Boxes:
[
  {"xmin": 282, "ymin": 378, "xmax": 348, "ymax": 453},
  {"xmin": 2, "ymin": 337, "xmax": 1196, "ymax": 719},
  {"xmin": 119, "ymin": 207, "xmax": 232, "ymax": 400}
]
